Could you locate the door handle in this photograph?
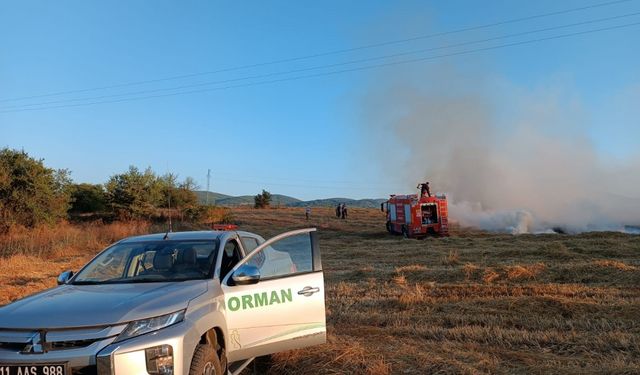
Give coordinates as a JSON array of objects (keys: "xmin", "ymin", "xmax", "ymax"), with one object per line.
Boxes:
[{"xmin": 297, "ymin": 286, "xmax": 320, "ymax": 297}]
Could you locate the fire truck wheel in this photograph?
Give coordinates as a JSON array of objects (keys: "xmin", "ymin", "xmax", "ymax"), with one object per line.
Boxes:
[{"xmin": 401, "ymin": 226, "xmax": 409, "ymax": 238}]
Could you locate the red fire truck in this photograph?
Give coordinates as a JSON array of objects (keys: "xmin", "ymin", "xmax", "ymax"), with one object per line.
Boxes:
[{"xmin": 382, "ymin": 186, "xmax": 449, "ymax": 238}]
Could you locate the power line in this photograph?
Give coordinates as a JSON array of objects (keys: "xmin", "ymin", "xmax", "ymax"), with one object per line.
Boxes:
[
  {"xmin": 2, "ymin": 20, "xmax": 639, "ymax": 113},
  {"xmin": 208, "ymin": 170, "xmax": 401, "ymax": 188},
  {"xmin": 0, "ymin": 0, "xmax": 634, "ymax": 104},
  {"xmin": 212, "ymin": 176, "xmax": 395, "ymax": 191},
  {"xmin": 4, "ymin": 10, "xmax": 639, "ymax": 111}
]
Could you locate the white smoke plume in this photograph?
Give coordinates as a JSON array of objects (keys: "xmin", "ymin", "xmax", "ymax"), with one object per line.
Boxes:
[{"xmin": 360, "ymin": 65, "xmax": 640, "ymax": 233}]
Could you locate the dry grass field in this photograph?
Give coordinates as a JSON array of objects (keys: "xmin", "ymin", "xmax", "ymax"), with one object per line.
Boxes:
[{"xmin": 1, "ymin": 207, "xmax": 639, "ymax": 374}]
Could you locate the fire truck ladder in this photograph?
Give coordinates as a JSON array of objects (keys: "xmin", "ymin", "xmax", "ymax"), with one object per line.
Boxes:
[{"xmin": 439, "ymin": 203, "xmax": 449, "ymax": 233}]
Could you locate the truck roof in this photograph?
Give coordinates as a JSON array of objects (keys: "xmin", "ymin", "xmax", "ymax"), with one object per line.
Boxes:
[{"xmin": 119, "ymin": 230, "xmax": 245, "ymax": 243}]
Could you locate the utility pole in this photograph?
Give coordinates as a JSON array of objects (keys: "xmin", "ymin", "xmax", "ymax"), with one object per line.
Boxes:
[{"xmin": 206, "ymin": 169, "xmax": 211, "ymax": 206}]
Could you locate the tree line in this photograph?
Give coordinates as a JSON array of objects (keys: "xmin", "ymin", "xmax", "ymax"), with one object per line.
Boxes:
[{"xmin": 0, "ymin": 148, "xmax": 204, "ymax": 233}]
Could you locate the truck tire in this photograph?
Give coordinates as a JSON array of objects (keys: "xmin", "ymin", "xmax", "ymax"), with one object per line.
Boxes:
[
  {"xmin": 190, "ymin": 343, "xmax": 222, "ymax": 375},
  {"xmin": 386, "ymin": 221, "xmax": 393, "ymax": 234},
  {"xmin": 401, "ymin": 225, "xmax": 409, "ymax": 238}
]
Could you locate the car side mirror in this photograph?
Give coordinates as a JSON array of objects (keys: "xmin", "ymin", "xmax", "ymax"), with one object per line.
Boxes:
[
  {"xmin": 231, "ymin": 265, "xmax": 260, "ymax": 285},
  {"xmin": 57, "ymin": 270, "xmax": 74, "ymax": 285}
]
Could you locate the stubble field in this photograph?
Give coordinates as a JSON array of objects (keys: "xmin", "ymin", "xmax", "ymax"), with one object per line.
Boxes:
[{"xmin": 1, "ymin": 207, "xmax": 639, "ymax": 374}]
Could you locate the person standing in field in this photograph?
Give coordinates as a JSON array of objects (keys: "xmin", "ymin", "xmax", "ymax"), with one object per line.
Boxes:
[
  {"xmin": 336, "ymin": 203, "xmax": 341, "ymax": 218},
  {"xmin": 305, "ymin": 207, "xmax": 311, "ymax": 220},
  {"xmin": 341, "ymin": 204, "xmax": 348, "ymax": 220}
]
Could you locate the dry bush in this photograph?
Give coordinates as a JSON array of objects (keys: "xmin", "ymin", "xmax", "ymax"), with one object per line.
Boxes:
[
  {"xmin": 0, "ymin": 221, "xmax": 149, "ymax": 259},
  {"xmin": 203, "ymin": 206, "xmax": 234, "ymax": 224},
  {"xmin": 593, "ymin": 259, "xmax": 637, "ymax": 271},
  {"xmin": 398, "ymin": 283, "xmax": 429, "ymax": 307},
  {"xmin": 395, "ymin": 264, "xmax": 427, "ymax": 273},
  {"xmin": 462, "ymin": 263, "xmax": 480, "ymax": 280},
  {"xmin": 441, "ymin": 250, "xmax": 460, "ymax": 266},
  {"xmin": 482, "ymin": 267, "xmax": 500, "ymax": 284},
  {"xmin": 392, "ymin": 274, "xmax": 407, "ymax": 286},
  {"xmin": 505, "ymin": 262, "xmax": 546, "ymax": 280}
]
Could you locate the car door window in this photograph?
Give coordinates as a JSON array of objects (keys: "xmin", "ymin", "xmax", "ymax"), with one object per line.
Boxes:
[
  {"xmin": 220, "ymin": 240, "xmax": 241, "ymax": 280},
  {"xmin": 241, "ymin": 236, "xmax": 260, "ymax": 253},
  {"xmin": 244, "ymin": 233, "xmax": 314, "ymax": 280}
]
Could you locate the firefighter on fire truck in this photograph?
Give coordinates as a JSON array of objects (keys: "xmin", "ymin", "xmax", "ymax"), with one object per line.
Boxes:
[{"xmin": 417, "ymin": 182, "xmax": 431, "ymax": 197}]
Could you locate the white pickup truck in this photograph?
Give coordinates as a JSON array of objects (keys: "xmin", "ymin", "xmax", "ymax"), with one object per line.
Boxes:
[{"xmin": 0, "ymin": 228, "xmax": 326, "ymax": 375}]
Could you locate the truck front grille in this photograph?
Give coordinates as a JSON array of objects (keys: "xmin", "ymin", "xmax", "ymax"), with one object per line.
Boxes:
[
  {"xmin": 0, "ymin": 325, "xmax": 126, "ymax": 353},
  {"xmin": 0, "ymin": 342, "xmax": 27, "ymax": 351},
  {"xmin": 0, "ymin": 338, "xmax": 99, "ymax": 352},
  {"xmin": 49, "ymin": 338, "xmax": 101, "ymax": 350}
]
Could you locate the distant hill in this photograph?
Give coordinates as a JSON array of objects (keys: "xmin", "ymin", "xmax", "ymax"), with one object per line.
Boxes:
[
  {"xmin": 269, "ymin": 194, "xmax": 303, "ymax": 206},
  {"xmin": 215, "ymin": 195, "xmax": 254, "ymax": 206},
  {"xmin": 195, "ymin": 191, "xmax": 384, "ymax": 208},
  {"xmin": 289, "ymin": 198, "xmax": 386, "ymax": 209},
  {"xmin": 196, "ymin": 191, "xmax": 301, "ymax": 207},
  {"xmin": 215, "ymin": 194, "xmax": 301, "ymax": 207},
  {"xmin": 194, "ymin": 191, "xmax": 232, "ymax": 204}
]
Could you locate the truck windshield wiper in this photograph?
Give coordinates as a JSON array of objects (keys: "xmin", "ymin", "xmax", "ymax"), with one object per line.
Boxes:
[
  {"xmin": 122, "ymin": 277, "xmax": 199, "ymax": 283},
  {"xmin": 72, "ymin": 278, "xmax": 129, "ymax": 285},
  {"xmin": 71, "ymin": 280, "xmax": 102, "ymax": 285},
  {"xmin": 118, "ymin": 278, "xmax": 167, "ymax": 283},
  {"xmin": 72, "ymin": 277, "xmax": 201, "ymax": 285}
]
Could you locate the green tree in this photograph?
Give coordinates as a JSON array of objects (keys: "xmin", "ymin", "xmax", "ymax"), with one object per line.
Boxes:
[
  {"xmin": 105, "ymin": 167, "xmax": 200, "ymax": 220},
  {"xmin": 105, "ymin": 166, "xmax": 163, "ymax": 219},
  {"xmin": 0, "ymin": 148, "xmax": 71, "ymax": 231},
  {"xmin": 69, "ymin": 183, "xmax": 107, "ymax": 213},
  {"xmin": 254, "ymin": 189, "xmax": 272, "ymax": 209},
  {"xmin": 157, "ymin": 173, "xmax": 198, "ymax": 210}
]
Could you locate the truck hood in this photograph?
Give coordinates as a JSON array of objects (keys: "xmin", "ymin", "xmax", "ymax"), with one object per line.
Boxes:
[{"xmin": 0, "ymin": 281, "xmax": 208, "ymax": 329}]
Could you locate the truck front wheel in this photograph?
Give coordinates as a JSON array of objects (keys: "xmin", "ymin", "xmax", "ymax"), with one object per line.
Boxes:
[
  {"xmin": 190, "ymin": 343, "xmax": 222, "ymax": 375},
  {"xmin": 386, "ymin": 221, "xmax": 393, "ymax": 234},
  {"xmin": 401, "ymin": 225, "xmax": 409, "ymax": 238}
]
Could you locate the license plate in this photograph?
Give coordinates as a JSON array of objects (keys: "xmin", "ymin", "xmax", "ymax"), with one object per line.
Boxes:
[{"xmin": 0, "ymin": 364, "xmax": 67, "ymax": 375}]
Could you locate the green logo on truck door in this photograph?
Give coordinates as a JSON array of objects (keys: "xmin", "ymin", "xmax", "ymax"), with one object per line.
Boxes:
[{"xmin": 227, "ymin": 288, "xmax": 293, "ymax": 312}]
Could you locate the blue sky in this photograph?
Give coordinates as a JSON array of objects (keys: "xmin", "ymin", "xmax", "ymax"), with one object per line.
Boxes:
[{"xmin": 1, "ymin": 0, "xmax": 639, "ymax": 200}]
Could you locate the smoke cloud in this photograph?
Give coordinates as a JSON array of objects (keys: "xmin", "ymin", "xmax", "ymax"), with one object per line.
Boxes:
[{"xmin": 360, "ymin": 65, "xmax": 640, "ymax": 233}]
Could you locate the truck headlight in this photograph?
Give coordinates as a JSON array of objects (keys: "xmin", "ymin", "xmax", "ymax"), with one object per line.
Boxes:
[
  {"xmin": 116, "ymin": 310, "xmax": 185, "ymax": 342},
  {"xmin": 146, "ymin": 344, "xmax": 173, "ymax": 375}
]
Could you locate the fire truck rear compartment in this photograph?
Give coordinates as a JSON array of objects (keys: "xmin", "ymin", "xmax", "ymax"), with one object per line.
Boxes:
[{"xmin": 421, "ymin": 203, "xmax": 438, "ymax": 225}]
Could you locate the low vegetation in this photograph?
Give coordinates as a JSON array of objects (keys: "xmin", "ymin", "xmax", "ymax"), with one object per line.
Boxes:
[{"xmin": 1, "ymin": 207, "xmax": 639, "ymax": 374}]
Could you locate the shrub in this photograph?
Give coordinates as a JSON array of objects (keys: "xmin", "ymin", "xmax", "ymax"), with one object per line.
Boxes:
[
  {"xmin": 105, "ymin": 167, "xmax": 198, "ymax": 220},
  {"xmin": 0, "ymin": 148, "xmax": 71, "ymax": 232},
  {"xmin": 69, "ymin": 183, "xmax": 107, "ymax": 213},
  {"xmin": 254, "ymin": 189, "xmax": 272, "ymax": 208}
]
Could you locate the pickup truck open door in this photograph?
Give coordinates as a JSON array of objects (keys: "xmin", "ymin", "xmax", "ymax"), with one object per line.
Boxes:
[{"xmin": 222, "ymin": 228, "xmax": 326, "ymax": 362}]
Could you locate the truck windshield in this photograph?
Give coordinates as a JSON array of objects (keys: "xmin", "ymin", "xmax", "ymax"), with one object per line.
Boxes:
[{"xmin": 72, "ymin": 240, "xmax": 219, "ymax": 284}]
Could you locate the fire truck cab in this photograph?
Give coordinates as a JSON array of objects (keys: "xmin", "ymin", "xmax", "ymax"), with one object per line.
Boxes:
[{"xmin": 382, "ymin": 193, "xmax": 449, "ymax": 238}]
